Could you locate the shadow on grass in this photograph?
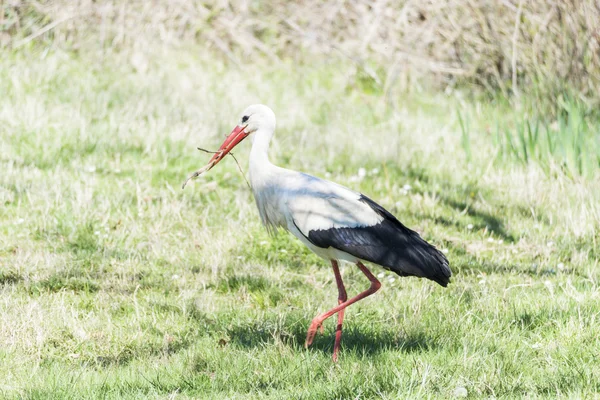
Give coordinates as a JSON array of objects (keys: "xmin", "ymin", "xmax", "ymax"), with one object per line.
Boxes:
[
  {"xmin": 381, "ymin": 163, "xmax": 557, "ymax": 244},
  {"xmin": 226, "ymin": 319, "xmax": 437, "ymax": 356},
  {"xmin": 436, "ymin": 196, "xmax": 516, "ymax": 243},
  {"xmin": 446, "ymin": 241, "xmax": 563, "ymax": 277}
]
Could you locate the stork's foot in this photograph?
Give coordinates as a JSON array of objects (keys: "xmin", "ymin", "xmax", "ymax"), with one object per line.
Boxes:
[
  {"xmin": 304, "ymin": 316, "xmax": 326, "ymax": 348},
  {"xmin": 305, "ymin": 313, "xmax": 344, "ymax": 361},
  {"xmin": 332, "ymin": 339, "xmax": 341, "ymax": 362}
]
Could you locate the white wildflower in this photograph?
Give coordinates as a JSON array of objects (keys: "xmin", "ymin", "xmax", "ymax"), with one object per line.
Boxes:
[{"xmin": 453, "ymin": 387, "xmax": 468, "ymax": 398}]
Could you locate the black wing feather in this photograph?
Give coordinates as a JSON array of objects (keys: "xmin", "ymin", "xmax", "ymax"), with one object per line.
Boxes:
[{"xmin": 306, "ymin": 194, "xmax": 451, "ymax": 287}]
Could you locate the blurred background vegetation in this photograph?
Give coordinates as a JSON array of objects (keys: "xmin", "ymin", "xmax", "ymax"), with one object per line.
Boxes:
[
  {"xmin": 3, "ymin": 0, "xmax": 599, "ymax": 177},
  {"xmin": 3, "ymin": 0, "xmax": 599, "ymax": 106}
]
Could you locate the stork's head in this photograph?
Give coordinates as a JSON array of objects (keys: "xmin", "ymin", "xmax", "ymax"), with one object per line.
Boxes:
[
  {"xmin": 238, "ymin": 104, "xmax": 276, "ymax": 135},
  {"xmin": 206, "ymin": 104, "xmax": 275, "ymax": 167}
]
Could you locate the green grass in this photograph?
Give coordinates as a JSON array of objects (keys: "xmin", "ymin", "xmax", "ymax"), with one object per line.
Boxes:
[
  {"xmin": 1, "ymin": 47, "xmax": 600, "ymax": 399},
  {"xmin": 458, "ymin": 96, "xmax": 600, "ymax": 179}
]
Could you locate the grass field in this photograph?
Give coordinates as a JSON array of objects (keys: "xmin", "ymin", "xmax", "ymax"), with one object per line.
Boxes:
[{"xmin": 1, "ymin": 45, "xmax": 600, "ymax": 399}]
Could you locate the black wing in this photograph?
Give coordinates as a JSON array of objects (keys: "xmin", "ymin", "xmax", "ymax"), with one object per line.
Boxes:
[{"xmin": 306, "ymin": 194, "xmax": 451, "ymax": 287}]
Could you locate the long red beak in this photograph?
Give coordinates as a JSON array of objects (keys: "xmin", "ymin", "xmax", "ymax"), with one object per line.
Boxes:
[
  {"xmin": 206, "ymin": 124, "xmax": 249, "ymax": 170},
  {"xmin": 181, "ymin": 124, "xmax": 250, "ymax": 189}
]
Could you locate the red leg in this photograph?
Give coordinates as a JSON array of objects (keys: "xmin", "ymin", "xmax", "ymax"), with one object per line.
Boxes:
[
  {"xmin": 312, "ymin": 260, "xmax": 346, "ymax": 338},
  {"xmin": 331, "ymin": 260, "xmax": 347, "ymax": 362},
  {"xmin": 305, "ymin": 261, "xmax": 381, "ymax": 359}
]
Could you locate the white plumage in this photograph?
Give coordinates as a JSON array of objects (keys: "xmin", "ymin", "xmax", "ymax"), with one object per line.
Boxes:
[{"xmin": 245, "ymin": 105, "xmax": 382, "ymax": 250}]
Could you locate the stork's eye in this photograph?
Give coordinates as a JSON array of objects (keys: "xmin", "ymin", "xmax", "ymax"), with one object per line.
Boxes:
[{"xmin": 242, "ymin": 115, "xmax": 249, "ymax": 123}]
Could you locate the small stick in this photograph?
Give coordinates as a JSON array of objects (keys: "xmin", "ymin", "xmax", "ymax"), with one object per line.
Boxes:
[
  {"xmin": 181, "ymin": 162, "xmax": 216, "ymax": 189},
  {"xmin": 197, "ymin": 147, "xmax": 217, "ymax": 154},
  {"xmin": 229, "ymin": 152, "xmax": 252, "ymax": 191},
  {"xmin": 181, "ymin": 148, "xmax": 251, "ymax": 190}
]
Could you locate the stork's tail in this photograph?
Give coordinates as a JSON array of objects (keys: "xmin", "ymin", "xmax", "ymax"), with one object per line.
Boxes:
[
  {"xmin": 357, "ymin": 194, "xmax": 452, "ymax": 287},
  {"xmin": 386, "ymin": 233, "xmax": 451, "ymax": 287}
]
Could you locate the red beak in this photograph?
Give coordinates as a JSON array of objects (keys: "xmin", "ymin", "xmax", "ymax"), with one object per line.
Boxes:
[
  {"xmin": 181, "ymin": 124, "xmax": 250, "ymax": 189},
  {"xmin": 206, "ymin": 125, "xmax": 249, "ymax": 170}
]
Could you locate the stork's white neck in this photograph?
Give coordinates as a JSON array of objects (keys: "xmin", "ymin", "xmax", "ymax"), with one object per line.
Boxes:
[
  {"xmin": 250, "ymin": 129, "xmax": 272, "ymax": 159},
  {"xmin": 248, "ymin": 126, "xmax": 288, "ymax": 231},
  {"xmin": 249, "ymin": 128, "xmax": 276, "ymax": 187}
]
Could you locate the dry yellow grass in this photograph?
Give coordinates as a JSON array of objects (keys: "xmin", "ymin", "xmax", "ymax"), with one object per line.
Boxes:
[{"xmin": 3, "ymin": 0, "xmax": 600, "ymax": 104}]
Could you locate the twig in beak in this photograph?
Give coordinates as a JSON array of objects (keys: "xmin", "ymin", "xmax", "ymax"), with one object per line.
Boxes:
[
  {"xmin": 197, "ymin": 147, "xmax": 217, "ymax": 154},
  {"xmin": 181, "ymin": 162, "xmax": 216, "ymax": 189},
  {"xmin": 182, "ymin": 148, "xmax": 251, "ymax": 190},
  {"xmin": 229, "ymin": 152, "xmax": 252, "ymax": 191}
]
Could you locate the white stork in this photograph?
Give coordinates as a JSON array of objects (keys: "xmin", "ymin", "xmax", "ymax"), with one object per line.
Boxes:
[{"xmin": 186, "ymin": 104, "xmax": 451, "ymax": 361}]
